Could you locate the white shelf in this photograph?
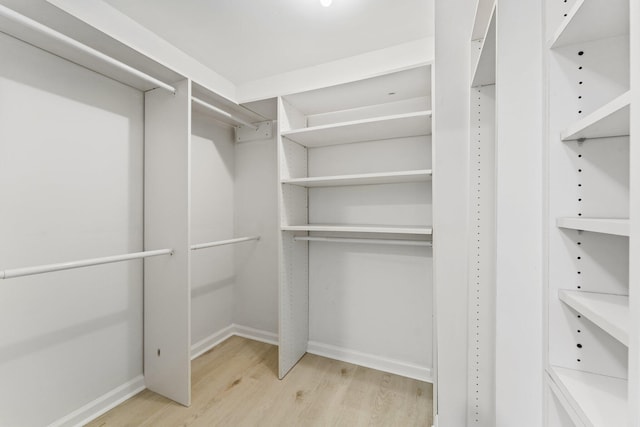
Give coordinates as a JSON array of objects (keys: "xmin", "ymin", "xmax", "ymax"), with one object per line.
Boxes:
[
  {"xmin": 556, "ymin": 217, "xmax": 630, "ymax": 236},
  {"xmin": 281, "ymin": 111, "xmax": 432, "ymax": 148},
  {"xmin": 561, "ymin": 92, "xmax": 630, "ymax": 141},
  {"xmin": 558, "ymin": 290, "xmax": 629, "ymax": 346},
  {"xmin": 282, "ymin": 65, "xmax": 431, "ymax": 116},
  {"xmin": 549, "ymin": 0, "xmax": 629, "ymax": 48},
  {"xmin": 281, "ymin": 224, "xmax": 433, "ymax": 235},
  {"xmin": 281, "ymin": 169, "xmax": 432, "ymax": 188},
  {"xmin": 547, "ymin": 366, "xmax": 627, "ymax": 427},
  {"xmin": 471, "ymin": 4, "xmax": 496, "ymax": 87}
]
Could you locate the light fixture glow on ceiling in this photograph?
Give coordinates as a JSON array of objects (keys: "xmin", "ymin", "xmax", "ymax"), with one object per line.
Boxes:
[{"xmin": 320, "ymin": 0, "xmax": 332, "ymax": 7}]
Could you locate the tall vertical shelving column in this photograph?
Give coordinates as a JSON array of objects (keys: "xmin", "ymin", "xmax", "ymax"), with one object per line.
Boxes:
[
  {"xmin": 277, "ymin": 65, "xmax": 433, "ymax": 379},
  {"xmin": 144, "ymin": 79, "xmax": 192, "ymax": 406},
  {"xmin": 544, "ymin": 0, "xmax": 633, "ymax": 424},
  {"xmin": 468, "ymin": 1, "xmax": 496, "ymax": 425}
]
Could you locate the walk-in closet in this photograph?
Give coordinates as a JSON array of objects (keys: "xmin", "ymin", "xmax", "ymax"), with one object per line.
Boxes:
[{"xmin": 0, "ymin": 0, "xmax": 638, "ymax": 426}]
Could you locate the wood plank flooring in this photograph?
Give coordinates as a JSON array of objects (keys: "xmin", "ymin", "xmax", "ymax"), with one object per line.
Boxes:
[{"xmin": 88, "ymin": 336, "xmax": 433, "ymax": 426}]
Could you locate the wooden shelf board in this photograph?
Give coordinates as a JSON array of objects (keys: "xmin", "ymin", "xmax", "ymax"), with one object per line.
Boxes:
[
  {"xmin": 281, "ymin": 224, "xmax": 433, "ymax": 235},
  {"xmin": 281, "ymin": 111, "xmax": 432, "ymax": 148},
  {"xmin": 547, "ymin": 366, "xmax": 627, "ymax": 427},
  {"xmin": 281, "ymin": 170, "xmax": 432, "ymax": 188},
  {"xmin": 556, "ymin": 217, "xmax": 629, "ymax": 236},
  {"xmin": 549, "ymin": 0, "xmax": 629, "ymax": 48},
  {"xmin": 558, "ymin": 290, "xmax": 629, "ymax": 346},
  {"xmin": 471, "ymin": 4, "xmax": 496, "ymax": 88},
  {"xmin": 561, "ymin": 92, "xmax": 630, "ymax": 141}
]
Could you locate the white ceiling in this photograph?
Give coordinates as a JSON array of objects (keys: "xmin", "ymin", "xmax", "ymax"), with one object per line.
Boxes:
[{"xmin": 103, "ymin": 0, "xmax": 434, "ymax": 85}]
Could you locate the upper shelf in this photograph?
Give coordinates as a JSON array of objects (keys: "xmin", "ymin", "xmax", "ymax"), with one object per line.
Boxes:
[
  {"xmin": 471, "ymin": 4, "xmax": 496, "ymax": 87},
  {"xmin": 282, "ymin": 65, "xmax": 431, "ymax": 117},
  {"xmin": 549, "ymin": 0, "xmax": 629, "ymax": 48},
  {"xmin": 559, "ymin": 290, "xmax": 629, "ymax": 346},
  {"xmin": 281, "ymin": 111, "xmax": 432, "ymax": 148},
  {"xmin": 282, "ymin": 170, "xmax": 432, "ymax": 188},
  {"xmin": 547, "ymin": 366, "xmax": 627, "ymax": 427},
  {"xmin": 561, "ymin": 92, "xmax": 630, "ymax": 141},
  {"xmin": 556, "ymin": 217, "xmax": 630, "ymax": 236},
  {"xmin": 281, "ymin": 224, "xmax": 433, "ymax": 235}
]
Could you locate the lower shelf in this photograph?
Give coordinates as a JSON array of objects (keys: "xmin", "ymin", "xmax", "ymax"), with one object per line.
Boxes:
[
  {"xmin": 281, "ymin": 224, "xmax": 433, "ymax": 235},
  {"xmin": 547, "ymin": 366, "xmax": 627, "ymax": 427}
]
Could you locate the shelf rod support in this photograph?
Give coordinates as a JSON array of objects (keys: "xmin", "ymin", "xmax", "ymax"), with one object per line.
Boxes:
[
  {"xmin": 293, "ymin": 236, "xmax": 432, "ymax": 247},
  {"xmin": 191, "ymin": 97, "xmax": 258, "ymax": 130},
  {"xmin": 0, "ymin": 5, "xmax": 176, "ymax": 94},
  {"xmin": 0, "ymin": 248, "xmax": 173, "ymax": 280},
  {"xmin": 191, "ymin": 236, "xmax": 261, "ymax": 251}
]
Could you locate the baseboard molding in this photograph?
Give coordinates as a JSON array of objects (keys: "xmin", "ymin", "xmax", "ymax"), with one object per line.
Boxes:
[
  {"xmin": 49, "ymin": 375, "xmax": 145, "ymax": 427},
  {"xmin": 190, "ymin": 324, "xmax": 236, "ymax": 360},
  {"xmin": 232, "ymin": 324, "xmax": 279, "ymax": 346},
  {"xmin": 307, "ymin": 341, "xmax": 433, "ymax": 383}
]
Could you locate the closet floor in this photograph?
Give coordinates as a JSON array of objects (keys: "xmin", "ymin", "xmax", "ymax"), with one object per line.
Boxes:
[{"xmin": 87, "ymin": 336, "xmax": 433, "ymax": 426}]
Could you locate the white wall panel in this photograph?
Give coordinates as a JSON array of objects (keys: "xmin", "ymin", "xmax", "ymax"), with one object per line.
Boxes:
[{"xmin": 0, "ymin": 32, "xmax": 143, "ymax": 427}]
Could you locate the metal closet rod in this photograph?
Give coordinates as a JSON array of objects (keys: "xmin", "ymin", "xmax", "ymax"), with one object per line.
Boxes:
[
  {"xmin": 0, "ymin": 249, "xmax": 173, "ymax": 280},
  {"xmin": 191, "ymin": 235, "xmax": 261, "ymax": 251},
  {"xmin": 0, "ymin": 5, "xmax": 176, "ymax": 94},
  {"xmin": 293, "ymin": 236, "xmax": 432, "ymax": 247},
  {"xmin": 191, "ymin": 97, "xmax": 258, "ymax": 130}
]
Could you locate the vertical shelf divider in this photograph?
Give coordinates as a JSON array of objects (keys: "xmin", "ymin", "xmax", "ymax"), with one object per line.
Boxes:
[{"xmin": 143, "ymin": 78, "xmax": 192, "ymax": 406}]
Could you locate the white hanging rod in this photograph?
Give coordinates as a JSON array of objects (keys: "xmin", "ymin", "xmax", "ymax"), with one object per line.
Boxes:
[
  {"xmin": 191, "ymin": 236, "xmax": 261, "ymax": 251},
  {"xmin": 191, "ymin": 97, "xmax": 258, "ymax": 130},
  {"xmin": 293, "ymin": 236, "xmax": 432, "ymax": 247},
  {"xmin": 0, "ymin": 5, "xmax": 176, "ymax": 94},
  {"xmin": 0, "ymin": 248, "xmax": 173, "ymax": 280}
]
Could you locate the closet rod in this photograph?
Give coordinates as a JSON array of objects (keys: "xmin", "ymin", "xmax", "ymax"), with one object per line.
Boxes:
[
  {"xmin": 293, "ymin": 236, "xmax": 432, "ymax": 247},
  {"xmin": 191, "ymin": 236, "xmax": 261, "ymax": 251},
  {"xmin": 0, "ymin": 248, "xmax": 173, "ymax": 280},
  {"xmin": 0, "ymin": 5, "xmax": 176, "ymax": 94},
  {"xmin": 191, "ymin": 97, "xmax": 258, "ymax": 130}
]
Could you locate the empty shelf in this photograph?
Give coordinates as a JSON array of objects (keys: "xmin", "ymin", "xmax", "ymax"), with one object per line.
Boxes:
[
  {"xmin": 547, "ymin": 366, "xmax": 627, "ymax": 427},
  {"xmin": 561, "ymin": 92, "xmax": 630, "ymax": 141},
  {"xmin": 558, "ymin": 290, "xmax": 629, "ymax": 346},
  {"xmin": 281, "ymin": 224, "xmax": 432, "ymax": 235},
  {"xmin": 556, "ymin": 218, "xmax": 629, "ymax": 236},
  {"xmin": 471, "ymin": 4, "xmax": 496, "ymax": 87},
  {"xmin": 281, "ymin": 111, "xmax": 432, "ymax": 147},
  {"xmin": 549, "ymin": 0, "xmax": 629, "ymax": 48},
  {"xmin": 281, "ymin": 170, "xmax": 432, "ymax": 188}
]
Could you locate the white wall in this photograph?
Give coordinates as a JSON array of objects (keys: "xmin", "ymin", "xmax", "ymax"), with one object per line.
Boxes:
[
  {"xmin": 233, "ymin": 134, "xmax": 279, "ymax": 334},
  {"xmin": 0, "ymin": 32, "xmax": 143, "ymax": 426},
  {"xmin": 190, "ymin": 115, "xmax": 236, "ymax": 345}
]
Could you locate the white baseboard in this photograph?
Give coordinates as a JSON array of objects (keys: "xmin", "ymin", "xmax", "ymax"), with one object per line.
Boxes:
[
  {"xmin": 190, "ymin": 324, "xmax": 278, "ymax": 360},
  {"xmin": 49, "ymin": 375, "xmax": 145, "ymax": 427},
  {"xmin": 232, "ymin": 324, "xmax": 278, "ymax": 346},
  {"xmin": 190, "ymin": 324, "xmax": 236, "ymax": 360},
  {"xmin": 307, "ymin": 341, "xmax": 433, "ymax": 383}
]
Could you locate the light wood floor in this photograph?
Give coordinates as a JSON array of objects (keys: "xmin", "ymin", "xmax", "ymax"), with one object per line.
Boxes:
[{"xmin": 88, "ymin": 336, "xmax": 433, "ymax": 426}]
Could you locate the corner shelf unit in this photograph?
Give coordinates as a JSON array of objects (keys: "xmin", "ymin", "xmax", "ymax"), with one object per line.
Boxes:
[
  {"xmin": 277, "ymin": 64, "xmax": 434, "ymax": 381},
  {"xmin": 544, "ymin": 0, "xmax": 634, "ymax": 424}
]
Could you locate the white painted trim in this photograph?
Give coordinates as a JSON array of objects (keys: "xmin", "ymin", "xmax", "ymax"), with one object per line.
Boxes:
[
  {"xmin": 190, "ymin": 324, "xmax": 278, "ymax": 360},
  {"xmin": 307, "ymin": 341, "xmax": 432, "ymax": 383},
  {"xmin": 190, "ymin": 325, "xmax": 236, "ymax": 360},
  {"xmin": 237, "ymin": 38, "xmax": 434, "ymax": 103},
  {"xmin": 233, "ymin": 324, "xmax": 279, "ymax": 346},
  {"xmin": 48, "ymin": 375, "xmax": 145, "ymax": 427}
]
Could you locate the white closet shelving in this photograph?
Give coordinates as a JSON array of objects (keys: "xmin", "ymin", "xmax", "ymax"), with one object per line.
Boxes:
[
  {"xmin": 0, "ymin": 4, "xmax": 273, "ymax": 424},
  {"xmin": 277, "ymin": 64, "xmax": 433, "ymax": 380},
  {"xmin": 544, "ymin": 0, "xmax": 634, "ymax": 424},
  {"xmin": 467, "ymin": 1, "xmax": 497, "ymax": 425}
]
